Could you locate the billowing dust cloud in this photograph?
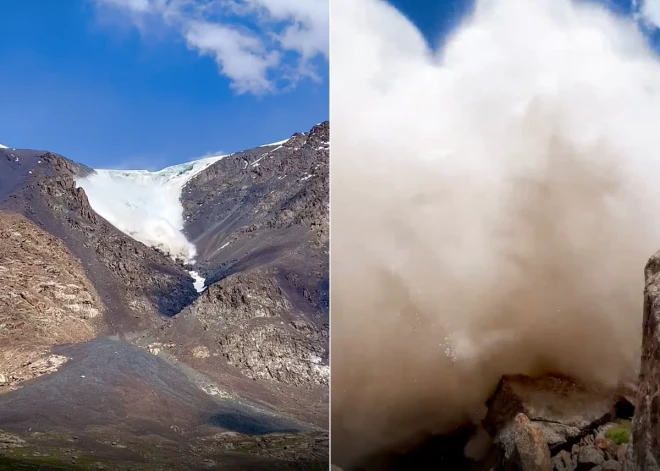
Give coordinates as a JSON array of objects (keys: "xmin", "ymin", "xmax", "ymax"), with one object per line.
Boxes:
[{"xmin": 330, "ymin": 0, "xmax": 660, "ymax": 467}]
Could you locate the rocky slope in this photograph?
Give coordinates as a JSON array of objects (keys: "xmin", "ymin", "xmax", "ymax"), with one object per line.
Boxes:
[
  {"xmin": 0, "ymin": 212, "xmax": 103, "ymax": 391},
  {"xmin": 0, "ymin": 123, "xmax": 329, "ymax": 469},
  {"xmin": 182, "ymin": 122, "xmax": 329, "ymax": 317},
  {"xmin": 128, "ymin": 122, "xmax": 330, "ymax": 428},
  {"xmin": 0, "ymin": 149, "xmax": 197, "ymax": 333}
]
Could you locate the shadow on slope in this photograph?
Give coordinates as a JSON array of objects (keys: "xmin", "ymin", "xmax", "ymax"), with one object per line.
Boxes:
[{"xmin": 0, "ymin": 337, "xmax": 303, "ymax": 439}]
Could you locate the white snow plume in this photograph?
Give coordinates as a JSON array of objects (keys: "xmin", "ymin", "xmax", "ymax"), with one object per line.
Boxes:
[
  {"xmin": 76, "ymin": 154, "xmax": 225, "ymax": 262},
  {"xmin": 190, "ymin": 270, "xmax": 206, "ymax": 293},
  {"xmin": 331, "ymin": 0, "xmax": 660, "ymax": 467}
]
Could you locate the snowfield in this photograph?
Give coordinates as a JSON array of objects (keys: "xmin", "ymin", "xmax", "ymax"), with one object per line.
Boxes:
[{"xmin": 76, "ymin": 154, "xmax": 225, "ymax": 264}]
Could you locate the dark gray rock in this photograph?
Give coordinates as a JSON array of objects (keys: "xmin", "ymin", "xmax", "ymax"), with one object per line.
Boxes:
[
  {"xmin": 553, "ymin": 449, "xmax": 574, "ymax": 471},
  {"xmin": 602, "ymin": 460, "xmax": 623, "ymax": 471},
  {"xmin": 578, "ymin": 446, "xmax": 604, "ymax": 469},
  {"xmin": 633, "ymin": 251, "xmax": 660, "ymax": 471}
]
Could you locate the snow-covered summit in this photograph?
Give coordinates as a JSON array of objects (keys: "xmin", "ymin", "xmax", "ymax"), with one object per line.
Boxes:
[
  {"xmin": 0, "ymin": 144, "xmax": 7, "ymax": 149},
  {"xmin": 76, "ymin": 154, "xmax": 225, "ymax": 265},
  {"xmin": 259, "ymin": 137, "xmax": 289, "ymax": 147}
]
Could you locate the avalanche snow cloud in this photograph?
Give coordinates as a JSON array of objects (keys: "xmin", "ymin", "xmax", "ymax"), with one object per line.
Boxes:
[
  {"xmin": 76, "ymin": 155, "xmax": 224, "ymax": 263},
  {"xmin": 331, "ymin": 0, "xmax": 660, "ymax": 467}
]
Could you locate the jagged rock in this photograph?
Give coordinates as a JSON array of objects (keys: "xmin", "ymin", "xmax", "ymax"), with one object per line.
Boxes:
[
  {"xmin": 578, "ymin": 446, "xmax": 604, "ymax": 468},
  {"xmin": 553, "ymin": 449, "xmax": 574, "ymax": 471},
  {"xmin": 184, "ymin": 270, "xmax": 295, "ymax": 327},
  {"xmin": 219, "ymin": 324, "xmax": 329, "ymax": 385},
  {"xmin": 633, "ymin": 251, "xmax": 660, "ymax": 471},
  {"xmin": 171, "ymin": 267, "xmax": 329, "ymax": 386},
  {"xmin": 495, "ymin": 413, "xmax": 552, "ymax": 471},
  {"xmin": 485, "ymin": 375, "xmax": 622, "ymax": 452}
]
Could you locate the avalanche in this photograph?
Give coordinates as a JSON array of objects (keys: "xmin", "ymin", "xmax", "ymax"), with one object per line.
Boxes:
[{"xmin": 75, "ymin": 155, "xmax": 224, "ymax": 270}]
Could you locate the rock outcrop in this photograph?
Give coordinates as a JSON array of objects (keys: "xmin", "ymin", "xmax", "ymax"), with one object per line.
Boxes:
[
  {"xmin": 180, "ymin": 268, "xmax": 329, "ymax": 386},
  {"xmin": 358, "ymin": 374, "xmax": 635, "ymax": 471},
  {"xmin": 495, "ymin": 413, "xmax": 552, "ymax": 471},
  {"xmin": 483, "ymin": 375, "xmax": 634, "ymax": 471},
  {"xmin": 0, "ymin": 211, "xmax": 103, "ymax": 391},
  {"xmin": 632, "ymin": 251, "xmax": 660, "ymax": 471}
]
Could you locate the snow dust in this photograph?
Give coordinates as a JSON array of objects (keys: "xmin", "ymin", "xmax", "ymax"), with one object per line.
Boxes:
[
  {"xmin": 331, "ymin": 0, "xmax": 660, "ymax": 467},
  {"xmin": 190, "ymin": 270, "xmax": 206, "ymax": 293},
  {"xmin": 76, "ymin": 155, "xmax": 225, "ymax": 265}
]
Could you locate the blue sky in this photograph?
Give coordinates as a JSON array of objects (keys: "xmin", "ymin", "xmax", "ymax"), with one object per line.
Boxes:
[
  {"xmin": 0, "ymin": 0, "xmax": 328, "ymax": 169},
  {"xmin": 388, "ymin": 0, "xmax": 660, "ymax": 52}
]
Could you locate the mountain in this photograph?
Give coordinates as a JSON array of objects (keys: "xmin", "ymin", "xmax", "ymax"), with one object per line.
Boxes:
[{"xmin": 0, "ymin": 122, "xmax": 329, "ymax": 470}]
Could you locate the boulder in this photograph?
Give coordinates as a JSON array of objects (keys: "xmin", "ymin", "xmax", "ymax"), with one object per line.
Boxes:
[
  {"xmin": 495, "ymin": 413, "xmax": 552, "ymax": 471},
  {"xmin": 553, "ymin": 449, "xmax": 575, "ymax": 471},
  {"xmin": 601, "ymin": 460, "xmax": 623, "ymax": 471},
  {"xmin": 578, "ymin": 446, "xmax": 604, "ymax": 469},
  {"xmin": 485, "ymin": 375, "xmax": 623, "ymax": 452}
]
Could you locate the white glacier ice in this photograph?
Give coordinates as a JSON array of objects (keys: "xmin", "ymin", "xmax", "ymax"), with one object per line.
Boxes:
[{"xmin": 76, "ymin": 154, "xmax": 226, "ymax": 264}]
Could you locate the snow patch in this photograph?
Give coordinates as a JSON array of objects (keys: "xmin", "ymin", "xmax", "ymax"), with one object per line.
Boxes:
[
  {"xmin": 190, "ymin": 271, "xmax": 206, "ymax": 293},
  {"xmin": 259, "ymin": 137, "xmax": 289, "ymax": 147},
  {"xmin": 76, "ymin": 154, "xmax": 226, "ymax": 263},
  {"xmin": 0, "ymin": 144, "xmax": 7, "ymax": 149}
]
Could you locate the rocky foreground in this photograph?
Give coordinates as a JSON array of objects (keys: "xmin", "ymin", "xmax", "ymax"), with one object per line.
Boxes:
[{"xmin": 338, "ymin": 250, "xmax": 660, "ymax": 471}]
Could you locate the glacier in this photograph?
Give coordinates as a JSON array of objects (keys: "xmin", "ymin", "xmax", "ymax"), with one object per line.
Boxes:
[
  {"xmin": 75, "ymin": 155, "xmax": 225, "ymax": 286},
  {"xmin": 75, "ymin": 137, "xmax": 290, "ymax": 294}
]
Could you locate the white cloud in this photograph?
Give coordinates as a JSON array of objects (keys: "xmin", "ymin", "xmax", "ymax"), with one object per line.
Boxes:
[
  {"xmin": 241, "ymin": 0, "xmax": 329, "ymax": 58},
  {"xmin": 96, "ymin": 0, "xmax": 151, "ymax": 12},
  {"xmin": 92, "ymin": 0, "xmax": 328, "ymax": 94},
  {"xmin": 639, "ymin": 0, "xmax": 660, "ymax": 28},
  {"xmin": 184, "ymin": 20, "xmax": 280, "ymax": 94}
]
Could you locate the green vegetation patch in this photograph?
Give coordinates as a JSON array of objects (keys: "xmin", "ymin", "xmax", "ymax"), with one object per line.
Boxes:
[{"xmin": 605, "ymin": 420, "xmax": 631, "ymax": 445}]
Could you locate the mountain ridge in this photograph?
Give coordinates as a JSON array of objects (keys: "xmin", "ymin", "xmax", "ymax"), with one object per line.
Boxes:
[{"xmin": 0, "ymin": 121, "xmax": 329, "ymax": 470}]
